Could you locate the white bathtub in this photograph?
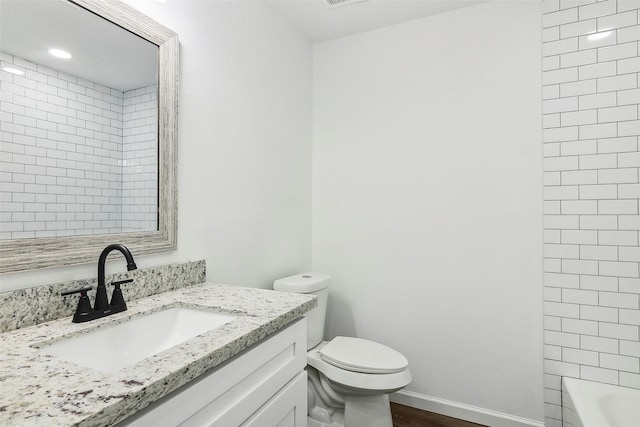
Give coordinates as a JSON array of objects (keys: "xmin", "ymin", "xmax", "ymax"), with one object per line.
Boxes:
[{"xmin": 562, "ymin": 377, "xmax": 640, "ymax": 427}]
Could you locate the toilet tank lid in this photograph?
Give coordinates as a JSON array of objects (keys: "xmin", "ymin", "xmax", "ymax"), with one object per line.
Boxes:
[{"xmin": 273, "ymin": 273, "xmax": 330, "ymax": 293}]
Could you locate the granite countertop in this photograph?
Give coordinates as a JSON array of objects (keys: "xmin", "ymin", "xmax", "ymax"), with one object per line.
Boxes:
[{"xmin": 0, "ymin": 283, "xmax": 316, "ymax": 426}]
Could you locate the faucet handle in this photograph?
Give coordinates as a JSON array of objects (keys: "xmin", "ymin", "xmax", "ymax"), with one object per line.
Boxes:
[
  {"xmin": 61, "ymin": 285, "xmax": 92, "ymax": 297},
  {"xmin": 109, "ymin": 279, "xmax": 132, "ymax": 310},
  {"xmin": 61, "ymin": 286, "xmax": 93, "ymax": 322}
]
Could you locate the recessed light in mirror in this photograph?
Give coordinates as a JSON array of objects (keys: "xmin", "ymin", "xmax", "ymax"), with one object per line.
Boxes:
[
  {"xmin": 587, "ymin": 31, "xmax": 613, "ymax": 41},
  {"xmin": 2, "ymin": 67, "xmax": 24, "ymax": 75},
  {"xmin": 48, "ymin": 48, "xmax": 72, "ymax": 59}
]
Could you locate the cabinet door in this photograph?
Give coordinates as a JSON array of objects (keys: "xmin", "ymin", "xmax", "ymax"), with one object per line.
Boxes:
[
  {"xmin": 241, "ymin": 371, "xmax": 307, "ymax": 427},
  {"xmin": 182, "ymin": 319, "xmax": 306, "ymax": 426},
  {"xmin": 117, "ymin": 319, "xmax": 306, "ymax": 427}
]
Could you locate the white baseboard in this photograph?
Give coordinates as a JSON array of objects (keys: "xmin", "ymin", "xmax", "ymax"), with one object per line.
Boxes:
[{"xmin": 390, "ymin": 390, "xmax": 545, "ymax": 427}]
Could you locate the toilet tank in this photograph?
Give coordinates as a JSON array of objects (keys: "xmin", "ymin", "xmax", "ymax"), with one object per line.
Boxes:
[{"xmin": 273, "ymin": 273, "xmax": 330, "ymax": 350}]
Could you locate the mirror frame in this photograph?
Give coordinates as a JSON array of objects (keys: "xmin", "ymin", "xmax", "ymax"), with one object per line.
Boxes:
[{"xmin": 0, "ymin": 0, "xmax": 178, "ymax": 273}]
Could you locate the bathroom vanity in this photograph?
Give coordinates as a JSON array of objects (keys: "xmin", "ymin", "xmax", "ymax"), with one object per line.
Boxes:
[{"xmin": 0, "ymin": 283, "xmax": 315, "ymax": 426}]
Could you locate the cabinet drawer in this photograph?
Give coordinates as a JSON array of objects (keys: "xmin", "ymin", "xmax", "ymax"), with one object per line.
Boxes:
[{"xmin": 119, "ymin": 318, "xmax": 306, "ymax": 427}]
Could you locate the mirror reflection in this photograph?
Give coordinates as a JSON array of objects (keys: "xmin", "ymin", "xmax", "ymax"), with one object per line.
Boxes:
[{"xmin": 0, "ymin": 0, "xmax": 159, "ymax": 240}]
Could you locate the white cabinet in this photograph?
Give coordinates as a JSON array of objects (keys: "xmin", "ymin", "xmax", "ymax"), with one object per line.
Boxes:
[
  {"xmin": 242, "ymin": 372, "xmax": 306, "ymax": 427},
  {"xmin": 118, "ymin": 319, "xmax": 307, "ymax": 427}
]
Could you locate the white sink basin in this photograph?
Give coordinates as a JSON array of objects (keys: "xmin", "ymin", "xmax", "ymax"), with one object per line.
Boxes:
[{"xmin": 39, "ymin": 307, "xmax": 237, "ymax": 373}]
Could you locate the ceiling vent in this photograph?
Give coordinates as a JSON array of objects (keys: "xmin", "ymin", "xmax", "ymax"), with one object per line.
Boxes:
[{"xmin": 324, "ymin": 0, "xmax": 367, "ymax": 9}]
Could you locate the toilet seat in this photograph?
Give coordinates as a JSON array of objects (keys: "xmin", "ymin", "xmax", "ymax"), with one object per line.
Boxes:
[
  {"xmin": 319, "ymin": 336, "xmax": 408, "ymax": 374},
  {"xmin": 307, "ymin": 340, "xmax": 412, "ymax": 393}
]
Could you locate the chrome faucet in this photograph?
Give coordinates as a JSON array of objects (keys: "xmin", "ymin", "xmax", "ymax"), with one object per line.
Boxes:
[{"xmin": 61, "ymin": 244, "xmax": 137, "ymax": 323}]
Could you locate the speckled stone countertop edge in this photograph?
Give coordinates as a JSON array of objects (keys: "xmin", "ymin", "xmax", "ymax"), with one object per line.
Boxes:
[{"xmin": 0, "ymin": 283, "xmax": 316, "ymax": 427}]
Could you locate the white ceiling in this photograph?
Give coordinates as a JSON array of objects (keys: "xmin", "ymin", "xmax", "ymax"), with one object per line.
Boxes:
[
  {"xmin": 0, "ymin": 0, "xmax": 157, "ymax": 92},
  {"xmin": 267, "ymin": 0, "xmax": 488, "ymax": 42},
  {"xmin": 0, "ymin": 0, "xmax": 486, "ymax": 91}
]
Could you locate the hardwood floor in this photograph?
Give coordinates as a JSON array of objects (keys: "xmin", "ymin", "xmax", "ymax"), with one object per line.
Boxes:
[{"xmin": 390, "ymin": 403, "xmax": 487, "ymax": 427}]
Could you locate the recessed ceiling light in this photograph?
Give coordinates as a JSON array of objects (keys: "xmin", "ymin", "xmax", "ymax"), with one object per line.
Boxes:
[
  {"xmin": 587, "ymin": 31, "xmax": 613, "ymax": 41},
  {"xmin": 2, "ymin": 67, "xmax": 25, "ymax": 76},
  {"xmin": 49, "ymin": 48, "xmax": 72, "ymax": 59}
]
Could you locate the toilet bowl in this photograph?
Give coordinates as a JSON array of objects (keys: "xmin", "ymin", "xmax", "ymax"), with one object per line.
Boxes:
[{"xmin": 273, "ymin": 273, "xmax": 412, "ymax": 427}]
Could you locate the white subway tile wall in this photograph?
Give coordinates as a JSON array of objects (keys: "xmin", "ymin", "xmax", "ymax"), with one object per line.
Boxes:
[
  {"xmin": 0, "ymin": 52, "xmax": 157, "ymax": 238},
  {"xmin": 122, "ymin": 86, "xmax": 158, "ymax": 232},
  {"xmin": 543, "ymin": 1, "xmax": 640, "ymax": 426}
]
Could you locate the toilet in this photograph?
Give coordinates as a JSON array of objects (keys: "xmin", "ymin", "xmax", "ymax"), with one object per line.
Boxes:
[{"xmin": 274, "ymin": 273, "xmax": 412, "ymax": 427}]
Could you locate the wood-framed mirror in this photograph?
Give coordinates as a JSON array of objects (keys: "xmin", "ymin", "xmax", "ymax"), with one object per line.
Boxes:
[{"xmin": 0, "ymin": 0, "xmax": 178, "ymax": 273}]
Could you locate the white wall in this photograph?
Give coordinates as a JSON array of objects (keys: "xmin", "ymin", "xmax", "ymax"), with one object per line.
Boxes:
[
  {"xmin": 312, "ymin": 1, "xmax": 543, "ymax": 422},
  {"xmin": 1, "ymin": 0, "xmax": 313, "ymax": 291}
]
